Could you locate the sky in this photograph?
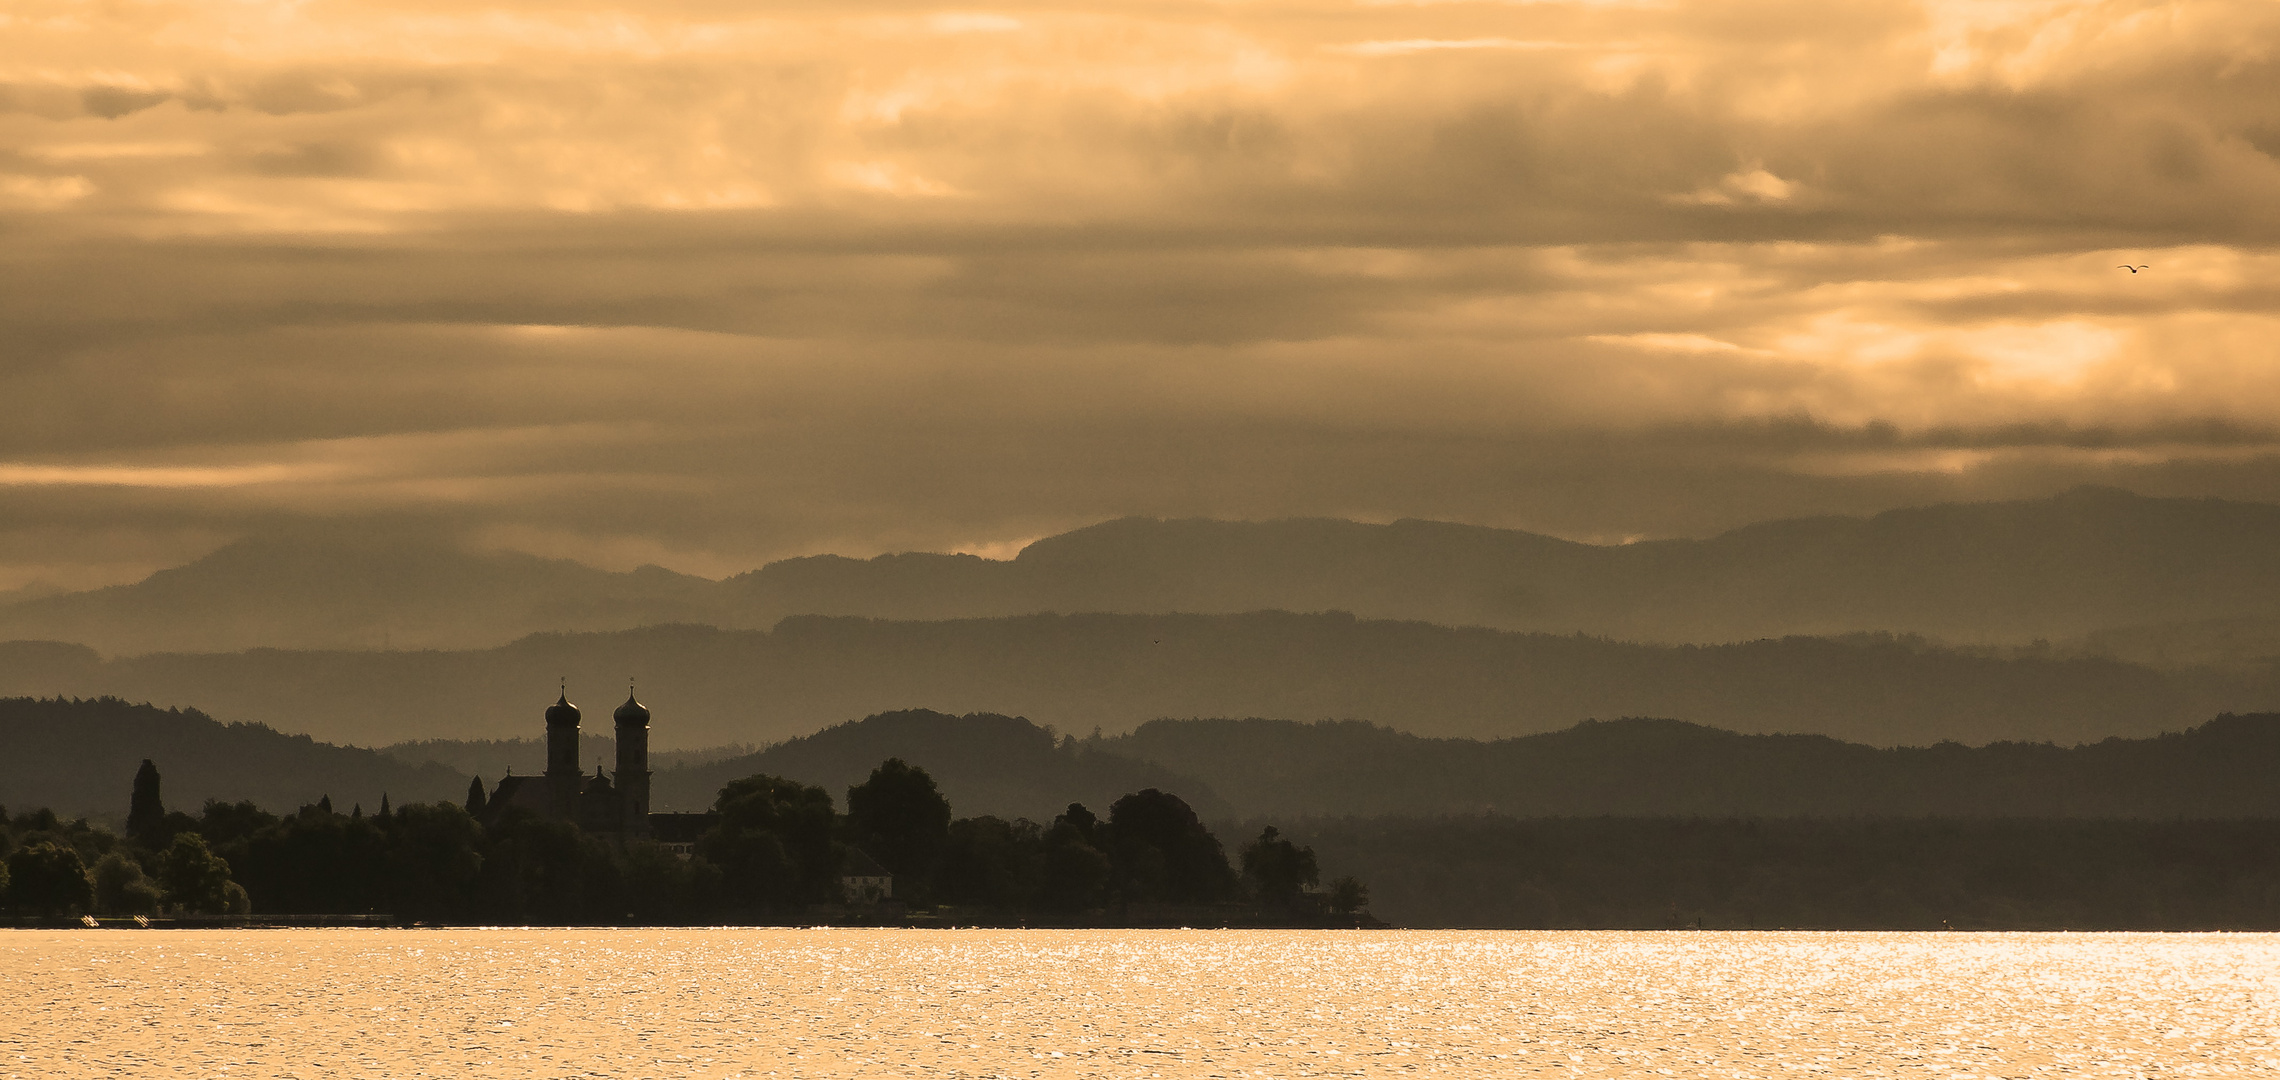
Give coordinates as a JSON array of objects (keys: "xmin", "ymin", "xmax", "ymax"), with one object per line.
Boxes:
[{"xmin": 1, "ymin": 0, "xmax": 2277, "ymax": 588}]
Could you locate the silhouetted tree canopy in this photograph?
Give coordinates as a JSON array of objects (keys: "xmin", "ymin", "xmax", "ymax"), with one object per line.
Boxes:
[
  {"xmin": 127, "ymin": 759, "xmax": 163, "ymax": 840},
  {"xmin": 7, "ymin": 841, "xmax": 92, "ymax": 915},
  {"xmin": 1104, "ymin": 789, "xmax": 1235, "ymax": 905},
  {"xmin": 844, "ymin": 758, "xmax": 953, "ymax": 895}
]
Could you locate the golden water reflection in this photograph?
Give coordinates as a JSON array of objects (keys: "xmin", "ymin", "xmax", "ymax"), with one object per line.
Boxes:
[{"xmin": 6, "ymin": 929, "xmax": 2276, "ymax": 1078}]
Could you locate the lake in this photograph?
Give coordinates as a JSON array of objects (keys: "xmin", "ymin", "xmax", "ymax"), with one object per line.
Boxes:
[{"xmin": 4, "ymin": 929, "xmax": 2275, "ymax": 1078}]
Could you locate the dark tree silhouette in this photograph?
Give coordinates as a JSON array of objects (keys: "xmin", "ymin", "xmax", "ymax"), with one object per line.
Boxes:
[
  {"xmin": 466, "ymin": 776, "xmax": 488, "ymax": 815},
  {"xmin": 158, "ymin": 833, "xmax": 237, "ymax": 915},
  {"xmin": 1038, "ymin": 818, "xmax": 1112, "ymax": 912},
  {"xmin": 92, "ymin": 853, "xmax": 161, "ymax": 916},
  {"xmin": 701, "ymin": 774, "xmax": 840, "ymax": 909},
  {"xmin": 127, "ymin": 759, "xmax": 163, "ymax": 839},
  {"xmin": 1104, "ymin": 789, "xmax": 1235, "ymax": 904},
  {"xmin": 7, "ymin": 841, "xmax": 93, "ymax": 915},
  {"xmin": 845, "ymin": 758, "xmax": 952, "ymax": 897},
  {"xmin": 1240, "ymin": 826, "xmax": 1319, "ymax": 910}
]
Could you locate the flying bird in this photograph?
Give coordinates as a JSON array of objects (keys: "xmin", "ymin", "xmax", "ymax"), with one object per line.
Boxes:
[{"xmin": 2118, "ymin": 265, "xmax": 2150, "ymax": 273}]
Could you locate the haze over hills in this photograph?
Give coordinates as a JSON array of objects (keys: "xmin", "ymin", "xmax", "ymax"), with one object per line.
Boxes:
[
  {"xmin": 1, "ymin": 612, "xmax": 2270, "ymax": 749},
  {"xmin": 0, "ymin": 527, "xmax": 720, "ymax": 655},
  {"xmin": 10, "ymin": 488, "xmax": 2280, "ymax": 656}
]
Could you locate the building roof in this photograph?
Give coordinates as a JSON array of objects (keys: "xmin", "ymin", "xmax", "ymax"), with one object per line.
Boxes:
[
  {"xmin": 545, "ymin": 691, "xmax": 580, "ymax": 727},
  {"xmin": 614, "ymin": 691, "xmax": 650, "ymax": 726}
]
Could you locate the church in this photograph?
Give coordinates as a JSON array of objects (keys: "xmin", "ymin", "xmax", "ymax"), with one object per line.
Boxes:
[{"xmin": 482, "ymin": 686, "xmax": 690, "ymax": 844}]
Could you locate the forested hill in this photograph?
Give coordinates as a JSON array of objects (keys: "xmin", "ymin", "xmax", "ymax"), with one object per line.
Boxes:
[
  {"xmin": 3, "ymin": 613, "xmax": 2270, "ymax": 748},
  {"xmin": 5, "ymin": 698, "xmax": 2279, "ymax": 825},
  {"xmin": 1104, "ymin": 714, "xmax": 2280, "ymax": 820},
  {"xmin": 0, "ymin": 697, "xmax": 471, "ymax": 820},
  {"xmin": 648, "ymin": 709, "xmax": 1225, "ymax": 820},
  {"xmin": 12, "ymin": 487, "xmax": 2280, "ymax": 655}
]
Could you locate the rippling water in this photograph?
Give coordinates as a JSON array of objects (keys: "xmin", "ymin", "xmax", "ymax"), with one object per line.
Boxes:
[{"xmin": 5, "ymin": 929, "xmax": 2276, "ymax": 1078}]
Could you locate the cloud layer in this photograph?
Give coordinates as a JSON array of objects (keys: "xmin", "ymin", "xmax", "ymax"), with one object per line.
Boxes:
[{"xmin": 2, "ymin": 0, "xmax": 2278, "ymax": 585}]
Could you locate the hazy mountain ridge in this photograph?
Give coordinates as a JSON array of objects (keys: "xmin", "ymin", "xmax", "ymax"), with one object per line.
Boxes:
[
  {"xmin": 1, "ymin": 611, "xmax": 2270, "ymax": 749},
  {"xmin": 0, "ymin": 530, "xmax": 722, "ymax": 655},
  {"xmin": 11, "ymin": 488, "xmax": 2280, "ymax": 656}
]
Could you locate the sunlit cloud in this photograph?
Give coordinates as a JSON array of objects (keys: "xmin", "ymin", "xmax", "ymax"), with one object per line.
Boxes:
[{"xmin": 0, "ymin": 0, "xmax": 2275, "ymax": 586}]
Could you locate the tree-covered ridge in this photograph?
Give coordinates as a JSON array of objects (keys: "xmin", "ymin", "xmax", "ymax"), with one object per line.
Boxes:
[
  {"xmin": 1286, "ymin": 816, "xmax": 2280, "ymax": 931},
  {"xmin": 653, "ymin": 709, "xmax": 1228, "ymax": 820},
  {"xmin": 1102, "ymin": 713, "xmax": 2280, "ymax": 820},
  {"xmin": 0, "ymin": 697, "xmax": 469, "ymax": 818},
  {"xmin": 11, "ymin": 698, "xmax": 2280, "ymax": 826}
]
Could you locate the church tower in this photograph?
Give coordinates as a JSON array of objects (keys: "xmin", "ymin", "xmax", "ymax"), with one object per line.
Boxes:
[
  {"xmin": 614, "ymin": 688, "xmax": 652, "ymax": 838},
  {"xmin": 545, "ymin": 686, "xmax": 582, "ymax": 814}
]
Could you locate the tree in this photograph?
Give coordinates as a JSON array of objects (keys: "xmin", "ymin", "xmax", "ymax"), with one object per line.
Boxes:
[
  {"xmin": 466, "ymin": 777, "xmax": 488, "ymax": 815},
  {"xmin": 844, "ymin": 759, "xmax": 952, "ymax": 897},
  {"xmin": 1038, "ymin": 819, "xmax": 1111, "ymax": 912},
  {"xmin": 92, "ymin": 853, "xmax": 162, "ymax": 916},
  {"xmin": 1326, "ymin": 876, "xmax": 1369, "ymax": 919},
  {"xmin": 937, "ymin": 816, "xmax": 1043, "ymax": 910},
  {"xmin": 158, "ymin": 833, "xmax": 237, "ymax": 915},
  {"xmin": 127, "ymin": 759, "xmax": 163, "ymax": 840},
  {"xmin": 7, "ymin": 841, "xmax": 93, "ymax": 915},
  {"xmin": 1240, "ymin": 826, "xmax": 1320, "ymax": 911},
  {"xmin": 1103, "ymin": 789, "xmax": 1235, "ymax": 905},
  {"xmin": 197, "ymin": 800, "xmax": 279, "ymax": 849},
  {"xmin": 381, "ymin": 802, "xmax": 486, "ymax": 923},
  {"xmin": 701, "ymin": 774, "xmax": 840, "ymax": 910}
]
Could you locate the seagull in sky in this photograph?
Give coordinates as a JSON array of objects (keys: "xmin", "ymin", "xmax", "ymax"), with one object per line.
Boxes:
[{"xmin": 2118, "ymin": 264, "xmax": 2150, "ymax": 273}]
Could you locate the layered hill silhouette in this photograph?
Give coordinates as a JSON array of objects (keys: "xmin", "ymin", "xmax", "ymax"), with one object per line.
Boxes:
[
  {"xmin": 648, "ymin": 709, "xmax": 1227, "ymax": 819},
  {"xmin": 10, "ymin": 698, "xmax": 2279, "ymax": 826},
  {"xmin": 1, "ymin": 612, "xmax": 2271, "ymax": 749},
  {"xmin": 1108, "ymin": 714, "xmax": 2280, "ymax": 819},
  {"xmin": 0, "ymin": 697, "xmax": 470, "ymax": 820},
  {"xmin": 10, "ymin": 487, "xmax": 2280, "ymax": 655}
]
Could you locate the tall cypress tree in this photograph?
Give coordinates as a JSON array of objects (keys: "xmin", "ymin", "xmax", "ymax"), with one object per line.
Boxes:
[
  {"xmin": 127, "ymin": 759, "xmax": 163, "ymax": 839},
  {"xmin": 466, "ymin": 776, "xmax": 487, "ymax": 815}
]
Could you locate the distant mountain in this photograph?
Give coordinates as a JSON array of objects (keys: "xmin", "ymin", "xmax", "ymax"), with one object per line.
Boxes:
[
  {"xmin": 7, "ymin": 487, "xmax": 2280, "ymax": 655},
  {"xmin": 1, "ymin": 612, "xmax": 2269, "ymax": 749},
  {"xmin": 0, "ymin": 527, "xmax": 720, "ymax": 655},
  {"xmin": 1107, "ymin": 714, "xmax": 2280, "ymax": 819},
  {"xmin": 650, "ymin": 709, "xmax": 1226, "ymax": 819},
  {"xmin": 0, "ymin": 697, "xmax": 471, "ymax": 820}
]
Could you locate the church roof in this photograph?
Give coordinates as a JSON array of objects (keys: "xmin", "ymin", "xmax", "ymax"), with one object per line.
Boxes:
[
  {"xmin": 545, "ymin": 691, "xmax": 580, "ymax": 726},
  {"xmin": 614, "ymin": 690, "xmax": 650, "ymax": 725}
]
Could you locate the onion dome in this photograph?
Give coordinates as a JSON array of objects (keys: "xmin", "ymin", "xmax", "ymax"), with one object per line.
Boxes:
[
  {"xmin": 545, "ymin": 691, "xmax": 580, "ymax": 727},
  {"xmin": 615, "ymin": 690, "xmax": 650, "ymax": 726}
]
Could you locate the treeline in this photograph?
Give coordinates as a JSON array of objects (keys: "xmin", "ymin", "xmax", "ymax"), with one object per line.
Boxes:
[
  {"xmin": 1287, "ymin": 816, "xmax": 2280, "ymax": 930},
  {"xmin": 0, "ymin": 758, "xmax": 1368, "ymax": 926}
]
